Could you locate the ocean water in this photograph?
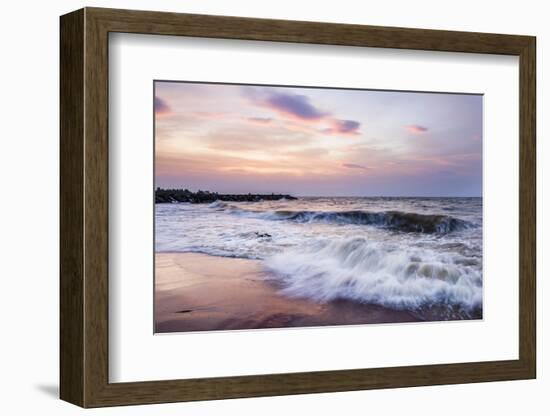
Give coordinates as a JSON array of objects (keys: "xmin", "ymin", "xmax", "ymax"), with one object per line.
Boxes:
[{"xmin": 155, "ymin": 197, "xmax": 483, "ymax": 320}]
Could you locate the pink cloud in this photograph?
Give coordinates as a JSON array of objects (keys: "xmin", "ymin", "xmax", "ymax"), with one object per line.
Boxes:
[
  {"xmin": 154, "ymin": 96, "xmax": 171, "ymax": 116},
  {"xmin": 192, "ymin": 111, "xmax": 231, "ymax": 120},
  {"xmin": 246, "ymin": 88, "xmax": 361, "ymax": 135},
  {"xmin": 324, "ymin": 119, "xmax": 361, "ymax": 136},
  {"xmin": 405, "ymin": 124, "xmax": 429, "ymax": 134},
  {"xmin": 258, "ymin": 90, "xmax": 328, "ymax": 121},
  {"xmin": 246, "ymin": 117, "xmax": 273, "ymax": 125}
]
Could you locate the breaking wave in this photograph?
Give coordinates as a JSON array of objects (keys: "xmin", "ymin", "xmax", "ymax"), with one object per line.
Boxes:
[
  {"xmin": 232, "ymin": 208, "xmax": 472, "ymax": 234},
  {"xmin": 265, "ymin": 237, "xmax": 482, "ymax": 317}
]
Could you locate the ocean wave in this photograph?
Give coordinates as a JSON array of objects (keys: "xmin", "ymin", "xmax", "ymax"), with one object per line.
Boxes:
[
  {"xmin": 233, "ymin": 208, "xmax": 471, "ymax": 234},
  {"xmin": 264, "ymin": 237, "xmax": 482, "ymax": 317},
  {"xmin": 207, "ymin": 200, "xmax": 228, "ymax": 209}
]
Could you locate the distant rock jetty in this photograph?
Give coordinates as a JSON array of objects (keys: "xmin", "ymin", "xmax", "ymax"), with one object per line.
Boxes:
[{"xmin": 155, "ymin": 188, "xmax": 297, "ymax": 204}]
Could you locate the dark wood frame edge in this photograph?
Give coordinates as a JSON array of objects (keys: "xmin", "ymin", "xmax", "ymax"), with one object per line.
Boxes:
[{"xmin": 60, "ymin": 7, "xmax": 536, "ymax": 408}]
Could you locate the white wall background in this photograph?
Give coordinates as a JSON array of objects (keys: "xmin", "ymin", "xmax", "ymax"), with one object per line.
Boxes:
[{"xmin": 0, "ymin": 1, "xmax": 545, "ymax": 415}]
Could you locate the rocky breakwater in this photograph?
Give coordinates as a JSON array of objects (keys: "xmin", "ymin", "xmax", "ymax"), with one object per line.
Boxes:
[{"xmin": 155, "ymin": 188, "xmax": 297, "ymax": 204}]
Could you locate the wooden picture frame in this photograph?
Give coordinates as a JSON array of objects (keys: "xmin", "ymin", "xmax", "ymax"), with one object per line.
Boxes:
[{"xmin": 60, "ymin": 7, "xmax": 536, "ymax": 408}]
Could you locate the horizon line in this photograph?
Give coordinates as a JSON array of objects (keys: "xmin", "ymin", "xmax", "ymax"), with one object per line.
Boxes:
[{"xmin": 155, "ymin": 188, "xmax": 481, "ymax": 198}]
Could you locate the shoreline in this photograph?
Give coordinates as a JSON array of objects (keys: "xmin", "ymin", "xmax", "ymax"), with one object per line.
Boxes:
[{"xmin": 155, "ymin": 252, "xmax": 421, "ymax": 333}]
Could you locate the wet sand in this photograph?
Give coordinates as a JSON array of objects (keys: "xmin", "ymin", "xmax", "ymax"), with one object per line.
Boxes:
[{"xmin": 155, "ymin": 253, "xmax": 420, "ymax": 333}]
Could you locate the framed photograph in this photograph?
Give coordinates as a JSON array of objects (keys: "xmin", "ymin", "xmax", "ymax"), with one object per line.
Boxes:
[{"xmin": 60, "ymin": 7, "xmax": 536, "ymax": 407}]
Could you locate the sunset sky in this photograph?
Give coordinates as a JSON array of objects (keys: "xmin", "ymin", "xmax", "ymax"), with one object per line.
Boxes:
[{"xmin": 154, "ymin": 81, "xmax": 482, "ymax": 197}]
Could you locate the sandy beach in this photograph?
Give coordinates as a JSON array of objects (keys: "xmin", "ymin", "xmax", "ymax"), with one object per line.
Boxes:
[{"xmin": 155, "ymin": 252, "xmax": 420, "ymax": 333}]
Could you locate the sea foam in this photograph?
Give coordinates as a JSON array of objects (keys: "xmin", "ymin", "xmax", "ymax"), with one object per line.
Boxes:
[
  {"xmin": 156, "ymin": 197, "xmax": 483, "ymax": 318},
  {"xmin": 265, "ymin": 237, "xmax": 482, "ymax": 316}
]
